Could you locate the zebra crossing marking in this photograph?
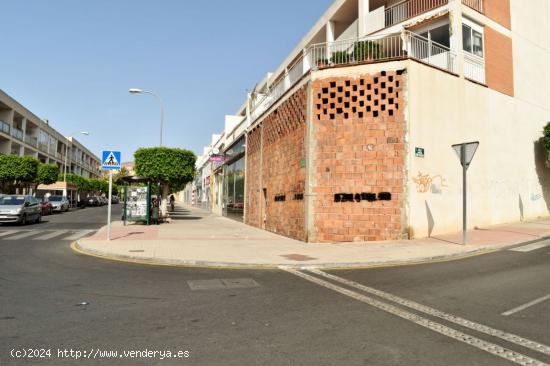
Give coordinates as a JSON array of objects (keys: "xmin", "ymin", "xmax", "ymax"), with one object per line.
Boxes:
[
  {"xmin": 509, "ymin": 241, "xmax": 550, "ymax": 253},
  {"xmin": 0, "ymin": 229, "xmax": 95, "ymax": 241},
  {"xmin": 34, "ymin": 230, "xmax": 69, "ymax": 240},
  {"xmin": 5, "ymin": 231, "xmax": 41, "ymax": 240},
  {"xmin": 64, "ymin": 230, "xmax": 95, "ymax": 241},
  {"xmin": 0, "ymin": 230, "xmax": 23, "ymax": 237}
]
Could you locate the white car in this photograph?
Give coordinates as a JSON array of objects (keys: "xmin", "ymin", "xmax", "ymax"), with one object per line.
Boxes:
[
  {"xmin": 0, "ymin": 195, "xmax": 41, "ymax": 225},
  {"xmin": 48, "ymin": 195, "xmax": 70, "ymax": 212}
]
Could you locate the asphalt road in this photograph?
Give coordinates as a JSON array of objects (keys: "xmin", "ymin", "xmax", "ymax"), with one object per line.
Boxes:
[{"xmin": 0, "ymin": 206, "xmax": 549, "ymax": 366}]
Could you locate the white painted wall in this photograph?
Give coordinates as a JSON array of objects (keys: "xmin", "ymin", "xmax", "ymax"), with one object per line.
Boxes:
[{"xmin": 405, "ymin": 57, "xmax": 550, "ymax": 238}]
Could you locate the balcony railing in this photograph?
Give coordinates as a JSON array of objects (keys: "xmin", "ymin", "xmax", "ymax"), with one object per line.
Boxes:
[
  {"xmin": 462, "ymin": 0, "xmax": 483, "ymax": 13},
  {"xmin": 38, "ymin": 142, "xmax": 49, "ymax": 153},
  {"xmin": 366, "ymin": 0, "xmax": 449, "ymax": 34},
  {"xmin": 24, "ymin": 135, "xmax": 38, "ymax": 147},
  {"xmin": 386, "ymin": 0, "xmax": 448, "ymax": 28},
  {"xmin": 11, "ymin": 127, "xmax": 23, "ymax": 141},
  {"xmin": 0, "ymin": 120, "xmax": 10, "ymax": 135},
  {"xmin": 464, "ymin": 52, "xmax": 485, "ymax": 84},
  {"xmin": 249, "ymin": 31, "xmax": 455, "ymax": 124},
  {"xmin": 309, "ymin": 31, "xmax": 456, "ymax": 73}
]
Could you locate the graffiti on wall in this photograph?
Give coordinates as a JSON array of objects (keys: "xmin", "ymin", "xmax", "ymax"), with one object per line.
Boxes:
[{"xmin": 413, "ymin": 172, "xmax": 448, "ymax": 194}]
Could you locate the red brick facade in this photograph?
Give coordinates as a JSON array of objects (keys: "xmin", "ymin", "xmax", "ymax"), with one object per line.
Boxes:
[
  {"xmin": 311, "ymin": 70, "xmax": 406, "ymax": 242},
  {"xmin": 484, "ymin": 26, "xmax": 514, "ymax": 97},
  {"xmin": 245, "ymin": 85, "xmax": 308, "ymax": 240},
  {"xmin": 245, "ymin": 70, "xmax": 406, "ymax": 243},
  {"xmin": 484, "ymin": 0, "xmax": 511, "ymax": 30}
]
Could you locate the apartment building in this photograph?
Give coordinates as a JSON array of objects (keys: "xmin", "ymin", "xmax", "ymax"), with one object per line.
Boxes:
[
  {"xmin": 199, "ymin": 0, "xmax": 550, "ymax": 243},
  {"xmin": 0, "ymin": 89, "xmax": 101, "ymax": 179}
]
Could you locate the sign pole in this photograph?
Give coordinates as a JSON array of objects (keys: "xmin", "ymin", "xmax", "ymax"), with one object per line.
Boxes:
[
  {"xmin": 108, "ymin": 170, "xmax": 113, "ymax": 241},
  {"xmin": 461, "ymin": 144, "xmax": 467, "ymax": 245},
  {"xmin": 102, "ymin": 150, "xmax": 121, "ymax": 241},
  {"xmin": 452, "ymin": 142, "xmax": 478, "ymax": 246}
]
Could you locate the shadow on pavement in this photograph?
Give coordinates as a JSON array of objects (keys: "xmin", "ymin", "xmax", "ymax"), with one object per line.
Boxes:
[{"xmin": 168, "ymin": 207, "xmax": 204, "ymax": 221}]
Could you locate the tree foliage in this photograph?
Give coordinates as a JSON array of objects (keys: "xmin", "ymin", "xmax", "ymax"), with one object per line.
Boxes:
[
  {"xmin": 113, "ymin": 167, "xmax": 130, "ymax": 185},
  {"xmin": 58, "ymin": 173, "xmax": 109, "ymax": 194},
  {"xmin": 543, "ymin": 122, "xmax": 550, "ymax": 158},
  {"xmin": 134, "ymin": 147, "xmax": 196, "ymax": 190},
  {"xmin": 36, "ymin": 163, "xmax": 60, "ymax": 186},
  {"xmin": 0, "ymin": 155, "xmax": 39, "ymax": 191}
]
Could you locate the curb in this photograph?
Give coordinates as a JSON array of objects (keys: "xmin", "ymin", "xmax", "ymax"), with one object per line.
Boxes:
[{"xmin": 72, "ymin": 234, "xmax": 550, "ymax": 271}]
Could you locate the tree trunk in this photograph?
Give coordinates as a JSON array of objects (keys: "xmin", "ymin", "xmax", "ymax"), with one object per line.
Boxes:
[{"xmin": 160, "ymin": 184, "xmax": 169, "ymax": 218}]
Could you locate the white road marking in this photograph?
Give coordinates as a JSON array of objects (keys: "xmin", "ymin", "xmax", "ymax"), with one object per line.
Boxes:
[
  {"xmin": 282, "ymin": 268, "xmax": 549, "ymax": 366},
  {"xmin": 64, "ymin": 230, "xmax": 95, "ymax": 241},
  {"xmin": 5, "ymin": 231, "xmax": 41, "ymax": 240},
  {"xmin": 308, "ymin": 268, "xmax": 550, "ymax": 356},
  {"xmin": 502, "ymin": 294, "xmax": 550, "ymax": 317},
  {"xmin": 0, "ymin": 230, "xmax": 23, "ymax": 238},
  {"xmin": 509, "ymin": 242, "xmax": 550, "ymax": 252},
  {"xmin": 34, "ymin": 230, "xmax": 69, "ymax": 240}
]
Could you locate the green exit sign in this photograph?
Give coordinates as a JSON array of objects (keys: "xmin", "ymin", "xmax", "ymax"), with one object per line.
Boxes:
[{"xmin": 415, "ymin": 147, "xmax": 425, "ymax": 158}]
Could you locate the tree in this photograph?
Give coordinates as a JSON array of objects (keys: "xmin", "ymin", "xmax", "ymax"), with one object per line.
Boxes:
[
  {"xmin": 58, "ymin": 173, "xmax": 91, "ymax": 193},
  {"xmin": 543, "ymin": 122, "xmax": 550, "ymax": 160},
  {"xmin": 134, "ymin": 147, "xmax": 196, "ymax": 215},
  {"xmin": 0, "ymin": 155, "xmax": 39, "ymax": 193},
  {"xmin": 36, "ymin": 163, "xmax": 59, "ymax": 186},
  {"xmin": 113, "ymin": 167, "xmax": 130, "ymax": 185}
]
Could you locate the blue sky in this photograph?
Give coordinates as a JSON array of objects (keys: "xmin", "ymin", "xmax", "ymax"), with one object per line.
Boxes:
[{"xmin": 0, "ymin": 0, "xmax": 333, "ymax": 162}]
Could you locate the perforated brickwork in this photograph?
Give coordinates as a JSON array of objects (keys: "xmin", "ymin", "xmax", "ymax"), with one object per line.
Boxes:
[
  {"xmin": 311, "ymin": 70, "xmax": 406, "ymax": 242},
  {"xmin": 315, "ymin": 70, "xmax": 402, "ymax": 122}
]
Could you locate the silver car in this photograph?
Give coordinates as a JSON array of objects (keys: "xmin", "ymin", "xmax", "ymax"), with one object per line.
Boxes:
[
  {"xmin": 48, "ymin": 195, "xmax": 70, "ymax": 212},
  {"xmin": 0, "ymin": 195, "xmax": 41, "ymax": 225}
]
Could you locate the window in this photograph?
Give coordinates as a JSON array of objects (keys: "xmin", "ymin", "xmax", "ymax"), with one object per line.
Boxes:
[{"xmin": 463, "ymin": 23, "xmax": 484, "ymax": 57}]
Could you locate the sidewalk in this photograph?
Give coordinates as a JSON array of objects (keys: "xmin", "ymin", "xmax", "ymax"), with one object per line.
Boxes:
[{"xmin": 74, "ymin": 205, "xmax": 550, "ymax": 269}]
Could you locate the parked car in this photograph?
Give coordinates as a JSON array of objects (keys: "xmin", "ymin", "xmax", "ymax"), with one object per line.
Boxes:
[
  {"xmin": 111, "ymin": 195, "xmax": 120, "ymax": 204},
  {"xmin": 48, "ymin": 195, "xmax": 70, "ymax": 212},
  {"xmin": 39, "ymin": 197, "xmax": 54, "ymax": 216},
  {"xmin": 87, "ymin": 196, "xmax": 101, "ymax": 206},
  {"xmin": 0, "ymin": 195, "xmax": 41, "ymax": 225}
]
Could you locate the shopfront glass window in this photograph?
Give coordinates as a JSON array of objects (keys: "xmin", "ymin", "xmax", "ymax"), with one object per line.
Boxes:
[{"xmin": 223, "ymin": 156, "xmax": 245, "ymax": 221}]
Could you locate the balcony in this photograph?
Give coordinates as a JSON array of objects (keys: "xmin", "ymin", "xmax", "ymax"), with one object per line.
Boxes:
[
  {"xmin": 0, "ymin": 120, "xmax": 10, "ymax": 135},
  {"xmin": 38, "ymin": 142, "xmax": 49, "ymax": 153},
  {"xmin": 462, "ymin": 0, "xmax": 483, "ymax": 13},
  {"xmin": 249, "ymin": 31, "xmax": 455, "ymax": 124},
  {"xmin": 11, "ymin": 127, "xmax": 23, "ymax": 141},
  {"xmin": 366, "ymin": 0, "xmax": 449, "ymax": 34},
  {"xmin": 24, "ymin": 135, "xmax": 38, "ymax": 148},
  {"xmin": 310, "ymin": 31, "xmax": 455, "ymax": 73},
  {"xmin": 463, "ymin": 52, "xmax": 485, "ymax": 84}
]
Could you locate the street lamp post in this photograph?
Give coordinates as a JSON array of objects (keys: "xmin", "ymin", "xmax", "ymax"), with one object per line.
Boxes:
[
  {"xmin": 63, "ymin": 131, "xmax": 89, "ymax": 200},
  {"xmin": 128, "ymin": 88, "xmax": 165, "ymax": 146}
]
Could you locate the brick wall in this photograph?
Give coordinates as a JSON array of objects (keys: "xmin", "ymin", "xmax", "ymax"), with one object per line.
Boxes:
[
  {"xmin": 245, "ymin": 127, "xmax": 262, "ymax": 227},
  {"xmin": 245, "ymin": 85, "xmax": 308, "ymax": 240},
  {"xmin": 311, "ymin": 70, "xmax": 406, "ymax": 242},
  {"xmin": 484, "ymin": 0, "xmax": 511, "ymax": 30},
  {"xmin": 485, "ymin": 27, "xmax": 514, "ymax": 97}
]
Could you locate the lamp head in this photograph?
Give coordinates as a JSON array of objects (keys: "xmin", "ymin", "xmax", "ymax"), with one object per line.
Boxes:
[{"xmin": 128, "ymin": 88, "xmax": 144, "ymax": 94}]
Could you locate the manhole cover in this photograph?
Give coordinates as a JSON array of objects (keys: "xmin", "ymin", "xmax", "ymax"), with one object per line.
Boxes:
[
  {"xmin": 187, "ymin": 279, "xmax": 225, "ymax": 291},
  {"xmin": 221, "ymin": 278, "xmax": 260, "ymax": 289}
]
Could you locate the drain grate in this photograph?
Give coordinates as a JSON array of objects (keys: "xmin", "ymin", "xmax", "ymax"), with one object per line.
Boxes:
[{"xmin": 187, "ymin": 278, "xmax": 260, "ymax": 291}]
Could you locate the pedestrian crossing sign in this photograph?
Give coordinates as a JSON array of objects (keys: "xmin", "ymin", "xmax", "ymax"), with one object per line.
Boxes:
[{"xmin": 102, "ymin": 150, "xmax": 121, "ymax": 170}]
